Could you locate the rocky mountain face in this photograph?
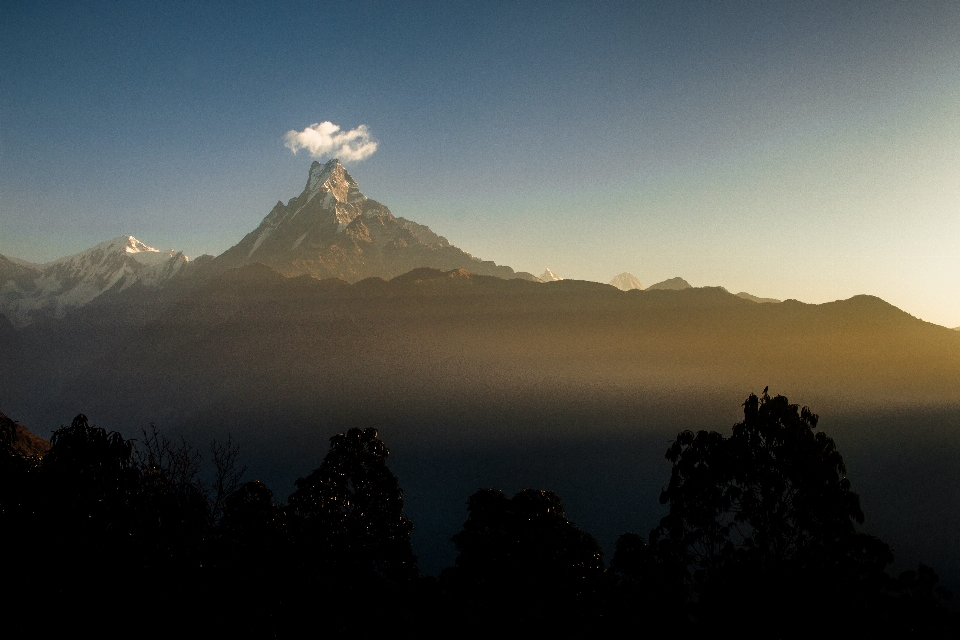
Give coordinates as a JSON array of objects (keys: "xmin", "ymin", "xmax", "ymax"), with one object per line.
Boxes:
[
  {"xmin": 213, "ymin": 159, "xmax": 536, "ymax": 283},
  {"xmin": 0, "ymin": 236, "xmax": 188, "ymax": 326},
  {"xmin": 609, "ymin": 272, "xmax": 642, "ymax": 291}
]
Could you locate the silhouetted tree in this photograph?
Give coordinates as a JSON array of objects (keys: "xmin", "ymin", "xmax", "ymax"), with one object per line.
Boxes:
[
  {"xmin": 443, "ymin": 488, "xmax": 604, "ymax": 630},
  {"xmin": 209, "ymin": 434, "xmax": 246, "ymax": 523},
  {"xmin": 19, "ymin": 415, "xmax": 146, "ymax": 630},
  {"xmin": 128, "ymin": 424, "xmax": 208, "ymax": 572},
  {"xmin": 288, "ymin": 427, "xmax": 417, "ymax": 585},
  {"xmin": 40, "ymin": 414, "xmax": 140, "ymax": 547},
  {"xmin": 206, "ymin": 479, "xmax": 288, "ymax": 634},
  {"xmin": 0, "ymin": 412, "xmax": 41, "ymax": 517},
  {"xmin": 607, "ymin": 531, "xmax": 687, "ymax": 629},
  {"xmin": 219, "ymin": 480, "xmax": 283, "ymax": 550},
  {"xmin": 653, "ymin": 391, "xmax": 919, "ymax": 632},
  {"xmin": 884, "ymin": 563, "xmax": 956, "ymax": 633},
  {"xmin": 0, "ymin": 412, "xmax": 43, "ymax": 579}
]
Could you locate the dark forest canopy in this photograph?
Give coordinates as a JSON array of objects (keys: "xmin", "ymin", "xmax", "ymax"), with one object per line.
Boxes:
[{"xmin": 0, "ymin": 393, "xmax": 956, "ymax": 636}]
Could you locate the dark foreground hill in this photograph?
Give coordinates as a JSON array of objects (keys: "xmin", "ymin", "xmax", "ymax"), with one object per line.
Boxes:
[{"xmin": 2, "ymin": 265, "xmax": 959, "ymax": 582}]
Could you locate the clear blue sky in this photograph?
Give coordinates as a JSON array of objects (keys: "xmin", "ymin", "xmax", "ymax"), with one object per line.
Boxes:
[{"xmin": 2, "ymin": 1, "xmax": 958, "ymax": 326}]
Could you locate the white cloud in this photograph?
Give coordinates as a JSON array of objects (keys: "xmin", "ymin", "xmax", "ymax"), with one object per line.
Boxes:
[{"xmin": 283, "ymin": 121, "xmax": 378, "ymax": 162}]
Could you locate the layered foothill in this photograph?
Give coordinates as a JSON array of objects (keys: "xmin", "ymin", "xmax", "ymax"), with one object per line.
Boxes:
[
  {"xmin": 645, "ymin": 276, "xmax": 691, "ymax": 291},
  {"xmin": 9, "ymin": 264, "xmax": 959, "ymax": 442},
  {"xmin": 735, "ymin": 291, "xmax": 781, "ymax": 304},
  {"xmin": 643, "ymin": 276, "xmax": 779, "ymax": 303}
]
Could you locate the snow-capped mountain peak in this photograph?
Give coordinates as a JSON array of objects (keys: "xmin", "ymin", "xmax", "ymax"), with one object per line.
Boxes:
[
  {"xmin": 214, "ymin": 161, "xmax": 537, "ymax": 284},
  {"xmin": 305, "ymin": 158, "xmax": 366, "ymax": 206},
  {"xmin": 110, "ymin": 235, "xmax": 156, "ymax": 254},
  {"xmin": 232, "ymin": 159, "xmax": 395, "ymax": 261},
  {"xmin": 62, "ymin": 236, "xmax": 180, "ymax": 267}
]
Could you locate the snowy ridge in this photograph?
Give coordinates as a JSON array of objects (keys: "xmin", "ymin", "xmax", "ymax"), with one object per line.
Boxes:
[
  {"xmin": 305, "ymin": 158, "xmax": 366, "ymax": 207},
  {"xmin": 0, "ymin": 235, "xmax": 188, "ymax": 326}
]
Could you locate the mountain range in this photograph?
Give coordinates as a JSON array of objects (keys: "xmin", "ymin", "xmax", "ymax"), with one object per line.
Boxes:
[
  {"xmin": 0, "ymin": 159, "xmax": 536, "ymax": 326},
  {"xmin": 0, "ymin": 236, "xmax": 188, "ymax": 326},
  {"xmin": 0, "ymin": 159, "xmax": 821, "ymax": 327}
]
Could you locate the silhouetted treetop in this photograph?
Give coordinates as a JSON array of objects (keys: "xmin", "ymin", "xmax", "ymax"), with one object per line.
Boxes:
[
  {"xmin": 446, "ymin": 487, "xmax": 604, "ymax": 620},
  {"xmin": 654, "ymin": 390, "xmax": 902, "ymax": 631},
  {"xmin": 41, "ymin": 414, "xmax": 139, "ymax": 517},
  {"xmin": 657, "ymin": 391, "xmax": 869, "ymax": 573},
  {"xmin": 288, "ymin": 427, "xmax": 416, "ymax": 582}
]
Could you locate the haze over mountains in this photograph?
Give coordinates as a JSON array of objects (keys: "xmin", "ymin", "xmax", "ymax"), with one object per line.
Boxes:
[
  {"xmin": 2, "ymin": 158, "xmax": 956, "ymax": 437},
  {"xmin": 2, "ymin": 159, "xmax": 959, "ymax": 583}
]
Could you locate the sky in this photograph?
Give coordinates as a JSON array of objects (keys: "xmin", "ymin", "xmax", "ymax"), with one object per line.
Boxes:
[{"xmin": 1, "ymin": 1, "xmax": 958, "ymax": 327}]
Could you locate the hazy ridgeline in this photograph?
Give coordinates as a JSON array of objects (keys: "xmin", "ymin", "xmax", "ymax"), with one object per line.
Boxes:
[{"xmin": 2, "ymin": 266, "xmax": 959, "ymax": 591}]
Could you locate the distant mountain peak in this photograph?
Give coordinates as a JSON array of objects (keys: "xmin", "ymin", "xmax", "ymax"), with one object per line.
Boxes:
[
  {"xmin": 609, "ymin": 272, "xmax": 643, "ymax": 291},
  {"xmin": 540, "ymin": 268, "xmax": 562, "ymax": 282},
  {"xmin": 213, "ymin": 162, "xmax": 536, "ymax": 284},
  {"xmin": 81, "ymin": 236, "xmax": 181, "ymax": 265},
  {"xmin": 116, "ymin": 235, "xmax": 155, "ymax": 254}
]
